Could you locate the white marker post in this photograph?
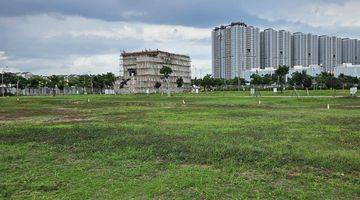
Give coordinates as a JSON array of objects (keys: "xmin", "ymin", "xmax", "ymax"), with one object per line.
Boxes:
[{"xmin": 327, "ymin": 104, "xmax": 330, "ymax": 110}]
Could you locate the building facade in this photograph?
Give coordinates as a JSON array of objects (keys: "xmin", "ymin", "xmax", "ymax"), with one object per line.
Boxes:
[
  {"xmin": 356, "ymin": 39, "xmax": 360, "ymax": 64},
  {"xmin": 278, "ymin": 30, "xmax": 292, "ymax": 67},
  {"xmin": 121, "ymin": 50, "xmax": 191, "ymax": 92},
  {"xmin": 260, "ymin": 28, "xmax": 291, "ymax": 69},
  {"xmin": 306, "ymin": 33, "xmax": 319, "ymax": 67},
  {"xmin": 212, "ymin": 22, "xmax": 260, "ymax": 79},
  {"xmin": 319, "ymin": 35, "xmax": 333, "ymax": 71},
  {"xmin": 260, "ymin": 28, "xmax": 279, "ymax": 68},
  {"xmin": 291, "ymin": 32, "xmax": 307, "ymax": 67},
  {"xmin": 342, "ymin": 38, "xmax": 357, "ymax": 64},
  {"xmin": 212, "ymin": 22, "xmax": 359, "ymax": 79},
  {"xmin": 332, "ymin": 37, "xmax": 343, "ymax": 67}
]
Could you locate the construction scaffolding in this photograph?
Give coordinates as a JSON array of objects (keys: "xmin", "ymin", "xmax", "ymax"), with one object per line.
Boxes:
[{"xmin": 119, "ymin": 50, "xmax": 191, "ymax": 93}]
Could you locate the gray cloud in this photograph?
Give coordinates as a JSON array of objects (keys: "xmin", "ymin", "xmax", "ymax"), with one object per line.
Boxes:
[
  {"xmin": 0, "ymin": 0, "xmax": 358, "ymax": 77},
  {"xmin": 0, "ymin": 0, "xmax": 267, "ymax": 27}
]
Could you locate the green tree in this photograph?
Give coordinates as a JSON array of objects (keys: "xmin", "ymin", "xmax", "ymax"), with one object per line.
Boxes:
[
  {"xmin": 275, "ymin": 65, "xmax": 290, "ymax": 92},
  {"xmin": 338, "ymin": 73, "xmax": 359, "ymax": 88},
  {"xmin": 102, "ymin": 73, "xmax": 116, "ymax": 89},
  {"xmin": 160, "ymin": 66, "xmax": 173, "ymax": 79},
  {"xmin": 67, "ymin": 76, "xmax": 81, "ymax": 87},
  {"xmin": 77, "ymin": 75, "xmax": 93, "ymax": 88},
  {"xmin": 47, "ymin": 75, "xmax": 65, "ymax": 95},
  {"xmin": 214, "ymin": 78, "xmax": 226, "ymax": 89},
  {"xmin": 201, "ymin": 74, "xmax": 215, "ymax": 90},
  {"xmin": 160, "ymin": 65, "xmax": 173, "ymax": 95},
  {"xmin": 176, "ymin": 77, "xmax": 184, "ymax": 88},
  {"xmin": 191, "ymin": 78, "xmax": 201, "ymax": 86},
  {"xmin": 326, "ymin": 76, "xmax": 340, "ymax": 89},
  {"xmin": 250, "ymin": 74, "xmax": 262, "ymax": 85},
  {"xmin": 15, "ymin": 76, "xmax": 27, "ymax": 89},
  {"xmin": 303, "ymin": 75, "xmax": 313, "ymax": 88},
  {"xmin": 289, "ymin": 71, "xmax": 303, "ymax": 87},
  {"xmin": 262, "ymin": 74, "xmax": 273, "ymax": 85},
  {"xmin": 315, "ymin": 72, "xmax": 332, "ymax": 88},
  {"xmin": 2, "ymin": 72, "xmax": 16, "ymax": 86},
  {"xmin": 27, "ymin": 76, "xmax": 48, "ymax": 88},
  {"xmin": 47, "ymin": 75, "xmax": 62, "ymax": 88}
]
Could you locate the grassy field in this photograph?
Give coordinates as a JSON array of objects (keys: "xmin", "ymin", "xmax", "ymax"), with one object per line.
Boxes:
[{"xmin": 0, "ymin": 90, "xmax": 359, "ymax": 199}]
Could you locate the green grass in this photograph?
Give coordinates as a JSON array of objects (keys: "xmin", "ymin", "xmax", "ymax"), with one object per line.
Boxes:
[{"xmin": 0, "ymin": 90, "xmax": 359, "ymax": 199}]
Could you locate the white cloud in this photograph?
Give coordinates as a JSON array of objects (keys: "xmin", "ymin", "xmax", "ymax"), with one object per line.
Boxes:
[
  {"xmin": 191, "ymin": 59, "xmax": 212, "ymax": 78},
  {"xmin": 0, "ymin": 51, "xmax": 8, "ymax": 61},
  {"xmin": 40, "ymin": 15, "xmax": 210, "ymax": 44},
  {"xmin": 71, "ymin": 54, "xmax": 119, "ymax": 75},
  {"xmin": 121, "ymin": 10, "xmax": 147, "ymax": 19},
  {"xmin": 0, "ymin": 14, "xmax": 212, "ymax": 77}
]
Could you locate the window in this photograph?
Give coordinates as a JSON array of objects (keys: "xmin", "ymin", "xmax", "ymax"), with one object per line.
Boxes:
[{"xmin": 128, "ymin": 69, "xmax": 137, "ymax": 76}]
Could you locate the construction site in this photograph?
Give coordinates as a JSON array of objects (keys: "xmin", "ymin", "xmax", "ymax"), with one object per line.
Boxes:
[{"xmin": 119, "ymin": 50, "xmax": 191, "ymax": 93}]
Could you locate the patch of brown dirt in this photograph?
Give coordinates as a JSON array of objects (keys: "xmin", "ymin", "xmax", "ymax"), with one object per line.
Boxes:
[{"xmin": 0, "ymin": 107, "xmax": 83, "ymax": 123}]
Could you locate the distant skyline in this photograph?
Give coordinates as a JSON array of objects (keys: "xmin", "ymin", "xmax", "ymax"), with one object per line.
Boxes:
[{"xmin": 0, "ymin": 0, "xmax": 359, "ymax": 77}]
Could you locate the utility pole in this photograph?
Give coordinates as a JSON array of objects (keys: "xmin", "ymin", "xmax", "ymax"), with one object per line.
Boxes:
[
  {"xmin": 1, "ymin": 68, "xmax": 4, "ymax": 97},
  {"xmin": 91, "ymin": 75, "xmax": 94, "ymax": 94},
  {"xmin": 83, "ymin": 75, "xmax": 86, "ymax": 95},
  {"xmin": 1, "ymin": 66, "xmax": 8, "ymax": 97},
  {"xmin": 16, "ymin": 79, "xmax": 19, "ymax": 98},
  {"xmin": 238, "ymin": 69, "xmax": 240, "ymax": 91}
]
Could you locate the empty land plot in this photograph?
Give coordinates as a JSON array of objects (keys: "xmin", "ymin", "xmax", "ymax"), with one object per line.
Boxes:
[{"xmin": 0, "ymin": 91, "xmax": 359, "ymax": 199}]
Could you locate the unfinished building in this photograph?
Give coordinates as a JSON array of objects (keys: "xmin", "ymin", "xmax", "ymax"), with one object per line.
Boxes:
[{"xmin": 120, "ymin": 50, "xmax": 191, "ymax": 93}]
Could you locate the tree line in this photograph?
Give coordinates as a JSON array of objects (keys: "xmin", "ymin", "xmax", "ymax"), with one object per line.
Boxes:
[
  {"xmin": 1, "ymin": 72, "xmax": 117, "ymax": 90},
  {"xmin": 192, "ymin": 66, "xmax": 359, "ymax": 90}
]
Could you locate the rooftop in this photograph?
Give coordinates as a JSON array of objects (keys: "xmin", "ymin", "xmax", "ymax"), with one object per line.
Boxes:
[
  {"xmin": 213, "ymin": 22, "xmax": 247, "ymax": 30},
  {"xmin": 121, "ymin": 50, "xmax": 190, "ymax": 58}
]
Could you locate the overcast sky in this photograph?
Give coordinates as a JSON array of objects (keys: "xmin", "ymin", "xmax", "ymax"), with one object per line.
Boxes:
[{"xmin": 0, "ymin": 0, "xmax": 359, "ymax": 77}]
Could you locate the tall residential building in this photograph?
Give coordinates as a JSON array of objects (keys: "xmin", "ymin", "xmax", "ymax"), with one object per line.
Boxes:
[
  {"xmin": 212, "ymin": 22, "xmax": 260, "ymax": 79},
  {"xmin": 355, "ymin": 39, "xmax": 360, "ymax": 64},
  {"xmin": 246, "ymin": 26, "xmax": 261, "ymax": 71},
  {"xmin": 351, "ymin": 39, "xmax": 358, "ymax": 64},
  {"xmin": 319, "ymin": 35, "xmax": 333, "ymax": 71},
  {"xmin": 332, "ymin": 36, "xmax": 343, "ymax": 67},
  {"xmin": 342, "ymin": 38, "xmax": 357, "ymax": 64},
  {"xmin": 306, "ymin": 34, "xmax": 319, "ymax": 66},
  {"xmin": 260, "ymin": 28, "xmax": 291, "ymax": 69},
  {"xmin": 292, "ymin": 32, "xmax": 307, "ymax": 67},
  {"xmin": 211, "ymin": 28, "xmax": 221, "ymax": 79},
  {"xmin": 260, "ymin": 28, "xmax": 279, "ymax": 68},
  {"xmin": 212, "ymin": 22, "xmax": 359, "ymax": 79},
  {"xmin": 278, "ymin": 30, "xmax": 291, "ymax": 67}
]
